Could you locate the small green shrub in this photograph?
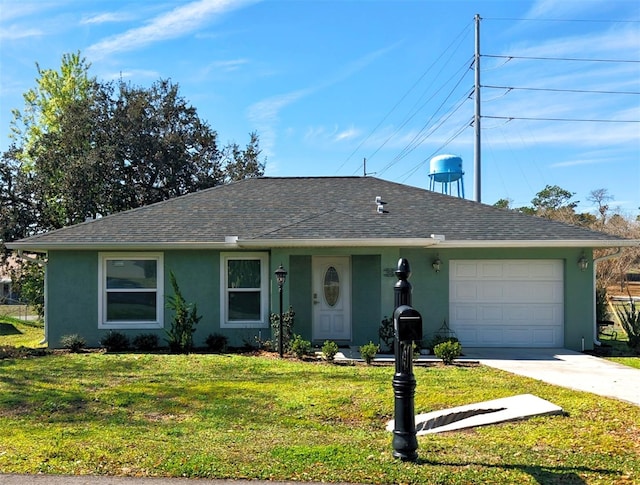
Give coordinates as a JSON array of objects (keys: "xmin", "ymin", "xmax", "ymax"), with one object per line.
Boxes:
[
  {"xmin": 434, "ymin": 340, "xmax": 462, "ymax": 365},
  {"xmin": 270, "ymin": 306, "xmax": 295, "ymax": 354},
  {"xmin": 378, "ymin": 316, "xmax": 394, "ymax": 353},
  {"xmin": 132, "ymin": 333, "xmax": 159, "ymax": 351},
  {"xmin": 206, "ymin": 333, "xmax": 228, "ymax": 353},
  {"xmin": 359, "ymin": 341, "xmax": 379, "ymax": 365},
  {"xmin": 60, "ymin": 334, "xmax": 86, "ymax": 353},
  {"xmin": 100, "ymin": 331, "xmax": 130, "ymax": 352},
  {"xmin": 596, "ymin": 286, "xmax": 610, "ymax": 322},
  {"xmin": 427, "ymin": 334, "xmax": 459, "ymax": 353},
  {"xmin": 290, "ymin": 334, "xmax": 312, "ymax": 359},
  {"xmin": 321, "ymin": 340, "xmax": 339, "ymax": 361}
]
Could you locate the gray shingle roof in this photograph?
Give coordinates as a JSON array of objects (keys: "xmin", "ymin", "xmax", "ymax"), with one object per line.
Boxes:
[{"xmin": 8, "ymin": 177, "xmax": 636, "ymax": 250}]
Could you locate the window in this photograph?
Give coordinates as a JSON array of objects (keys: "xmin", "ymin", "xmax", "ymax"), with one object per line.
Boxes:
[
  {"xmin": 221, "ymin": 252, "xmax": 269, "ymax": 328},
  {"xmin": 99, "ymin": 253, "xmax": 163, "ymax": 329}
]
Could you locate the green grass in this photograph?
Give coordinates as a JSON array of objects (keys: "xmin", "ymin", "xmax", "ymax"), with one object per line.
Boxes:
[
  {"xmin": 0, "ymin": 352, "xmax": 639, "ymax": 484},
  {"xmin": 0, "ymin": 316, "xmax": 45, "ymax": 348},
  {"xmin": 608, "ymin": 357, "xmax": 640, "ymax": 369}
]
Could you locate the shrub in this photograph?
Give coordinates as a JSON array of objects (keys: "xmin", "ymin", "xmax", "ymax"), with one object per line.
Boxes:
[
  {"xmin": 60, "ymin": 334, "xmax": 86, "ymax": 353},
  {"xmin": 100, "ymin": 331, "xmax": 130, "ymax": 352},
  {"xmin": 165, "ymin": 271, "xmax": 201, "ymax": 354},
  {"xmin": 434, "ymin": 340, "xmax": 462, "ymax": 365},
  {"xmin": 321, "ymin": 340, "xmax": 339, "ymax": 361},
  {"xmin": 359, "ymin": 341, "xmax": 379, "ymax": 365},
  {"xmin": 427, "ymin": 334, "xmax": 459, "ymax": 353},
  {"xmin": 270, "ymin": 306, "xmax": 295, "ymax": 354},
  {"xmin": 596, "ymin": 286, "xmax": 610, "ymax": 322},
  {"xmin": 614, "ymin": 296, "xmax": 640, "ymax": 351},
  {"xmin": 290, "ymin": 334, "xmax": 312, "ymax": 359},
  {"xmin": 378, "ymin": 316, "xmax": 394, "ymax": 353},
  {"xmin": 206, "ymin": 333, "xmax": 228, "ymax": 353},
  {"xmin": 133, "ymin": 333, "xmax": 159, "ymax": 351}
]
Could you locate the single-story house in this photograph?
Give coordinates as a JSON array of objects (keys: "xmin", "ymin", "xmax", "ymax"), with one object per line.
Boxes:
[
  {"xmin": 6, "ymin": 176, "xmax": 639, "ymax": 351},
  {"xmin": 0, "ymin": 256, "xmax": 18, "ymax": 304}
]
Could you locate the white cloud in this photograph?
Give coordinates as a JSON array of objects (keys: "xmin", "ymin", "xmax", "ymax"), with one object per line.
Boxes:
[
  {"xmin": 247, "ymin": 89, "xmax": 312, "ymax": 157},
  {"xmin": 0, "ymin": 24, "xmax": 42, "ymax": 40},
  {"xmin": 246, "ymin": 43, "xmax": 401, "ymax": 158},
  {"xmin": 86, "ymin": 0, "xmax": 257, "ymax": 59},
  {"xmin": 0, "ymin": 1, "xmax": 58, "ymax": 22},
  {"xmin": 334, "ymin": 126, "xmax": 360, "ymax": 142},
  {"xmin": 81, "ymin": 12, "xmax": 132, "ymax": 25},
  {"xmin": 209, "ymin": 59, "xmax": 249, "ymax": 72},
  {"xmin": 525, "ymin": 0, "xmax": 612, "ymax": 19}
]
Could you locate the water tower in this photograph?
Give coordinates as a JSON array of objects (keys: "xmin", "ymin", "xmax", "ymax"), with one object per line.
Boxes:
[{"xmin": 428, "ymin": 154, "xmax": 465, "ymax": 198}]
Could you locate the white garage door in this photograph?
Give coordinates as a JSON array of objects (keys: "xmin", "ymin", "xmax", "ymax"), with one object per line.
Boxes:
[{"xmin": 449, "ymin": 260, "xmax": 564, "ymax": 347}]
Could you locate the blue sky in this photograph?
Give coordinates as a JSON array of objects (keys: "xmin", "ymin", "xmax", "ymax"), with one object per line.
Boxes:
[{"xmin": 1, "ymin": 0, "xmax": 639, "ymax": 216}]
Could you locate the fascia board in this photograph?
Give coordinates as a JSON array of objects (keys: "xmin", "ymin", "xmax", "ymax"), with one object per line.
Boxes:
[{"xmin": 6, "ymin": 238, "xmax": 638, "ymax": 252}]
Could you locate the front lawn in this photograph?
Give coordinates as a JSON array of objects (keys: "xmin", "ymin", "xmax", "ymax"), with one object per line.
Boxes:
[
  {"xmin": 0, "ymin": 352, "xmax": 638, "ymax": 484},
  {"xmin": 0, "ymin": 316, "xmax": 44, "ymax": 348}
]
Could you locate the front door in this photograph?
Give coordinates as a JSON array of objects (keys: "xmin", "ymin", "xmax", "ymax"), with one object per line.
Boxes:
[{"xmin": 312, "ymin": 256, "xmax": 351, "ymax": 342}]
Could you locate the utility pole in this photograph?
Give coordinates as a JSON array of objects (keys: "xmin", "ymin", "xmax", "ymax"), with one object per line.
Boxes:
[{"xmin": 474, "ymin": 13, "xmax": 481, "ymax": 203}]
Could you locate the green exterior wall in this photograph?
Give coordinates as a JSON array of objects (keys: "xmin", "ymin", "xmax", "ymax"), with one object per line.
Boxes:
[{"xmin": 45, "ymin": 246, "xmax": 595, "ymax": 352}]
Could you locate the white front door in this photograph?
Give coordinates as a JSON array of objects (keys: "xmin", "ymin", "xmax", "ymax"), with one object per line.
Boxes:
[{"xmin": 312, "ymin": 256, "xmax": 351, "ymax": 342}]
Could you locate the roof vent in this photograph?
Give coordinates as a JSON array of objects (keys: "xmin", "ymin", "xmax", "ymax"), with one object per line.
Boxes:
[{"xmin": 375, "ymin": 196, "xmax": 387, "ymax": 214}]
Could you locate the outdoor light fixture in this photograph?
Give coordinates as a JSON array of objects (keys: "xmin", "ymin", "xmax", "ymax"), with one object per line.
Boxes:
[
  {"xmin": 432, "ymin": 258, "xmax": 442, "ymax": 273},
  {"xmin": 578, "ymin": 254, "xmax": 588, "ymax": 272},
  {"xmin": 274, "ymin": 264, "xmax": 288, "ymax": 357}
]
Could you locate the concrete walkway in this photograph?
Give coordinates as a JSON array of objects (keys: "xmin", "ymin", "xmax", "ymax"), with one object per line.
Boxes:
[{"xmin": 460, "ymin": 348, "xmax": 640, "ymax": 406}]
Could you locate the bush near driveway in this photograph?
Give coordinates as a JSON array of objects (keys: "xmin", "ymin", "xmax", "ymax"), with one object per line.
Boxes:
[{"xmin": 0, "ymin": 353, "xmax": 638, "ymax": 484}]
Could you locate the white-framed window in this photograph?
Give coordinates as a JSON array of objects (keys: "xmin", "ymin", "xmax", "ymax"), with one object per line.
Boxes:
[
  {"xmin": 220, "ymin": 252, "xmax": 269, "ymax": 328},
  {"xmin": 98, "ymin": 252, "xmax": 164, "ymax": 329}
]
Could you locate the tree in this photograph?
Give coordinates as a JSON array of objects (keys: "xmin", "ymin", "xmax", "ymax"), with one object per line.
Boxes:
[
  {"xmin": 1, "ymin": 52, "xmax": 266, "ymax": 311},
  {"xmin": 531, "ymin": 185, "xmax": 578, "ymax": 221},
  {"xmin": 221, "ymin": 131, "xmax": 265, "ymax": 183},
  {"xmin": 2, "ymin": 56, "xmax": 265, "ymax": 235},
  {"xmin": 107, "ymin": 79, "xmax": 226, "ymax": 209},
  {"xmin": 493, "ymin": 198, "xmax": 512, "ymax": 210},
  {"xmin": 587, "ymin": 188, "xmax": 614, "ymax": 227},
  {"xmin": 10, "ymin": 52, "xmax": 94, "ymax": 170},
  {"xmin": 0, "ymin": 147, "xmax": 38, "ymax": 245}
]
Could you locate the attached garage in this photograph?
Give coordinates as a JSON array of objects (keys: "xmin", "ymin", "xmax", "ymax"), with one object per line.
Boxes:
[{"xmin": 449, "ymin": 260, "xmax": 564, "ymax": 347}]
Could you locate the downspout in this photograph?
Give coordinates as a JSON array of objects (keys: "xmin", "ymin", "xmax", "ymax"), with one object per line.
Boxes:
[
  {"xmin": 16, "ymin": 250, "xmax": 48, "ymax": 345},
  {"xmin": 592, "ymin": 247, "xmax": 622, "ymax": 347}
]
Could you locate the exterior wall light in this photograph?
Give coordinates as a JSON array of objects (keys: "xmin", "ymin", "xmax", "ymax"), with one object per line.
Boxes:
[
  {"xmin": 432, "ymin": 258, "xmax": 442, "ymax": 273},
  {"xmin": 578, "ymin": 254, "xmax": 588, "ymax": 272}
]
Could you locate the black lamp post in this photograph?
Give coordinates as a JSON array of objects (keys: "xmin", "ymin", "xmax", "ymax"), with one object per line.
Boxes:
[{"xmin": 274, "ymin": 264, "xmax": 288, "ymax": 358}]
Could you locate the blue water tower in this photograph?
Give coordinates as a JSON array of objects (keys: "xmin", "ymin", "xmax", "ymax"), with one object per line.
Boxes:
[{"xmin": 428, "ymin": 154, "xmax": 465, "ymax": 198}]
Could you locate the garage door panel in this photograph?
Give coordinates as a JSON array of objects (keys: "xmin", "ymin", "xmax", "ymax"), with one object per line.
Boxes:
[
  {"xmin": 502, "ymin": 327, "xmax": 532, "ymax": 345},
  {"xmin": 449, "ymin": 260, "xmax": 564, "ymax": 348},
  {"xmin": 532, "ymin": 327, "xmax": 562, "ymax": 346},
  {"xmin": 452, "ymin": 262, "xmax": 479, "ymax": 278},
  {"xmin": 450, "ymin": 282, "xmax": 478, "ymax": 300}
]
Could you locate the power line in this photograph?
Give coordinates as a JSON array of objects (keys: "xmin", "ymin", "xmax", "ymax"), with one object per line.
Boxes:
[
  {"xmin": 399, "ymin": 120, "xmax": 472, "ymax": 182},
  {"xmin": 336, "ymin": 22, "xmax": 472, "ymax": 174},
  {"xmin": 482, "ymin": 54, "xmax": 640, "ymax": 63},
  {"xmin": 483, "ymin": 115, "xmax": 640, "ymax": 123},
  {"xmin": 372, "ymin": 59, "xmax": 474, "ymax": 175},
  {"xmin": 483, "ymin": 85, "xmax": 640, "ymax": 96},
  {"xmin": 484, "ymin": 17, "xmax": 640, "ymax": 24}
]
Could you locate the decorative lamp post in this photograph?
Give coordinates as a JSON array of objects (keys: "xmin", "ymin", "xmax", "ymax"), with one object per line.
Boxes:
[{"xmin": 274, "ymin": 264, "xmax": 288, "ymax": 358}]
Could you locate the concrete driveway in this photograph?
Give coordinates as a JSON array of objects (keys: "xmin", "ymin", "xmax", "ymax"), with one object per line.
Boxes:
[{"xmin": 461, "ymin": 348, "xmax": 640, "ymax": 406}]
